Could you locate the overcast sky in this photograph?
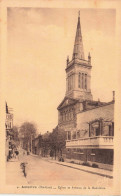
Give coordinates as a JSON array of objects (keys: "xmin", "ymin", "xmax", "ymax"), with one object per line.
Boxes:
[{"xmin": 6, "ymin": 8, "xmax": 116, "ymax": 133}]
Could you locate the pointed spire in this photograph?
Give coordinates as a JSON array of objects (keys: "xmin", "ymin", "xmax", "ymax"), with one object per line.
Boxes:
[
  {"xmin": 88, "ymin": 52, "xmax": 91, "ymax": 63},
  {"xmin": 67, "ymin": 55, "xmax": 69, "ymax": 65},
  {"xmin": 6, "ymin": 102, "xmax": 8, "ymax": 113},
  {"xmin": 72, "ymin": 11, "xmax": 85, "ymax": 60}
]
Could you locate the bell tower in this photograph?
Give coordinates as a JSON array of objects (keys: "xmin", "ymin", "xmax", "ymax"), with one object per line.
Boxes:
[{"xmin": 65, "ymin": 12, "xmax": 93, "ymax": 101}]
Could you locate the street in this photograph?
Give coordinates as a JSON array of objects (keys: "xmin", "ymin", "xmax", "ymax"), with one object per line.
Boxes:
[{"xmin": 6, "ymin": 153, "xmax": 113, "ymax": 187}]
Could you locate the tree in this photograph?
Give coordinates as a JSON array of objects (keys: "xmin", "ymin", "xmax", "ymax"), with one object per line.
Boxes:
[
  {"xmin": 13, "ymin": 126, "xmax": 19, "ymax": 141},
  {"xmin": 41, "ymin": 131, "xmax": 50, "ymax": 157},
  {"xmin": 10, "ymin": 126, "xmax": 20, "ymax": 148},
  {"xmin": 49, "ymin": 126, "xmax": 66, "ymax": 160},
  {"xmin": 19, "ymin": 122, "xmax": 37, "ymax": 151}
]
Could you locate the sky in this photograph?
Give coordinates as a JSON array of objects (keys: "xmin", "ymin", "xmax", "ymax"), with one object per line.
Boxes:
[{"xmin": 6, "ymin": 8, "xmax": 116, "ymax": 133}]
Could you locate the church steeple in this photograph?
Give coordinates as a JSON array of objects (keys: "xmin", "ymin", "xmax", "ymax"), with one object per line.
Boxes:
[
  {"xmin": 72, "ymin": 11, "xmax": 85, "ymax": 60},
  {"xmin": 65, "ymin": 11, "xmax": 93, "ymax": 101}
]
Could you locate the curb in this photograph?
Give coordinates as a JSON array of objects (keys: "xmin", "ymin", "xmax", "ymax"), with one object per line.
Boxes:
[
  {"xmin": 47, "ymin": 160, "xmax": 113, "ymax": 179},
  {"xmin": 30, "ymin": 155, "xmax": 113, "ymax": 179}
]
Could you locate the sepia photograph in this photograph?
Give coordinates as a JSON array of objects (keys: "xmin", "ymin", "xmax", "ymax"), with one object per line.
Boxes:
[{"xmin": 0, "ymin": 0, "xmax": 121, "ymax": 195}]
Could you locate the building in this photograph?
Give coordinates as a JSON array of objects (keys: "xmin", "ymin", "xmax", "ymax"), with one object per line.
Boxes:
[
  {"xmin": 32, "ymin": 131, "xmax": 50, "ymax": 157},
  {"xmin": 57, "ymin": 12, "xmax": 114, "ymax": 169},
  {"xmin": 32, "ymin": 134, "xmax": 42, "ymax": 155},
  {"xmin": 5, "ymin": 102, "xmax": 14, "ymax": 161}
]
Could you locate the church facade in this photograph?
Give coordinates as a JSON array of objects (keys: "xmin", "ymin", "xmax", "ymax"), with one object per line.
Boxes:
[{"xmin": 57, "ymin": 13, "xmax": 114, "ymax": 169}]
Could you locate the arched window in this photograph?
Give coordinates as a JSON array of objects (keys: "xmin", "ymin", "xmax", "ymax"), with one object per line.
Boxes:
[
  {"xmin": 85, "ymin": 74, "xmax": 87, "ymax": 89},
  {"xmin": 72, "ymin": 75, "xmax": 73, "ymax": 89},
  {"xmin": 78, "ymin": 73, "xmax": 81, "ymax": 88},
  {"xmin": 61, "ymin": 114, "xmax": 62, "ymax": 122},
  {"xmin": 68, "ymin": 131, "xmax": 71, "ymax": 140},
  {"xmin": 64, "ymin": 112, "xmax": 66, "ymax": 121},
  {"xmin": 82, "ymin": 73, "xmax": 84, "ymax": 89},
  {"xmin": 66, "ymin": 113, "xmax": 68, "ymax": 121},
  {"xmin": 70, "ymin": 75, "xmax": 73, "ymax": 90},
  {"xmin": 70, "ymin": 75, "xmax": 72, "ymax": 90},
  {"xmin": 68, "ymin": 76, "xmax": 70, "ymax": 91},
  {"xmin": 70, "ymin": 111, "xmax": 73, "ymax": 120},
  {"xmin": 69, "ymin": 111, "xmax": 70, "ymax": 120},
  {"xmin": 63, "ymin": 113, "xmax": 65, "ymax": 121},
  {"xmin": 67, "ymin": 112, "xmax": 69, "ymax": 121},
  {"xmin": 62, "ymin": 113, "xmax": 63, "ymax": 121}
]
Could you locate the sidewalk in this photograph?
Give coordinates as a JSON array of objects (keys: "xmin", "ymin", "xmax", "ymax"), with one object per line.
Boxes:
[
  {"xmin": 6, "ymin": 158, "xmax": 28, "ymax": 185},
  {"xmin": 39, "ymin": 156, "xmax": 113, "ymax": 179}
]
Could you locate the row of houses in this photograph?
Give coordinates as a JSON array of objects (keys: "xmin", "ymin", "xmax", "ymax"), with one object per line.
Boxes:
[{"xmin": 5, "ymin": 102, "xmax": 14, "ymax": 161}]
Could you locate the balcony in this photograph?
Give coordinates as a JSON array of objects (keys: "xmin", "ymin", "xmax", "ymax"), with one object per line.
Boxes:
[{"xmin": 66, "ymin": 136, "xmax": 114, "ymax": 149}]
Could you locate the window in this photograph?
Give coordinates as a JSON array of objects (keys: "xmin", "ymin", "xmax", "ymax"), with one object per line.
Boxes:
[
  {"xmin": 72, "ymin": 131, "xmax": 76, "ymax": 139},
  {"xmin": 71, "ymin": 75, "xmax": 73, "ymax": 90},
  {"xmin": 70, "ymin": 75, "xmax": 73, "ymax": 90},
  {"xmin": 62, "ymin": 113, "xmax": 65, "ymax": 121},
  {"xmin": 91, "ymin": 149, "xmax": 95, "ymax": 156},
  {"xmin": 85, "ymin": 74, "xmax": 87, "ymax": 89},
  {"xmin": 90, "ymin": 121, "xmax": 100, "ymax": 137},
  {"xmin": 109, "ymin": 125, "xmax": 112, "ymax": 136},
  {"xmin": 82, "ymin": 73, "xmax": 84, "ymax": 89},
  {"xmin": 70, "ymin": 111, "xmax": 73, "ymax": 120},
  {"xmin": 67, "ymin": 112, "xmax": 69, "ymax": 121},
  {"xmin": 70, "ymin": 75, "xmax": 72, "ymax": 90},
  {"xmin": 95, "ymin": 127, "xmax": 100, "ymax": 136},
  {"xmin": 68, "ymin": 75, "xmax": 71, "ymax": 91},
  {"xmin": 68, "ymin": 76, "xmax": 70, "ymax": 91},
  {"xmin": 78, "ymin": 73, "xmax": 81, "ymax": 88},
  {"xmin": 67, "ymin": 131, "xmax": 71, "ymax": 140},
  {"xmin": 103, "ymin": 122, "xmax": 114, "ymax": 136},
  {"xmin": 112, "ymin": 122, "xmax": 114, "ymax": 136},
  {"xmin": 66, "ymin": 113, "xmax": 68, "ymax": 121},
  {"xmin": 77, "ymin": 130, "xmax": 80, "ymax": 138},
  {"xmin": 62, "ymin": 114, "xmax": 63, "ymax": 121},
  {"xmin": 68, "ymin": 73, "xmax": 74, "ymax": 91},
  {"xmin": 60, "ymin": 114, "xmax": 62, "ymax": 122},
  {"xmin": 64, "ymin": 112, "xmax": 66, "ymax": 121}
]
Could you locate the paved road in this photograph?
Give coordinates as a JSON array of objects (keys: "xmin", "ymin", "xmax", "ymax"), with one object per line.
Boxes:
[{"xmin": 19, "ymin": 155, "xmax": 113, "ymax": 187}]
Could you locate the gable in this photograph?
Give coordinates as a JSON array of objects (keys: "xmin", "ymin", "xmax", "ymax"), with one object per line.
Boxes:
[{"xmin": 57, "ymin": 96, "xmax": 78, "ymax": 110}]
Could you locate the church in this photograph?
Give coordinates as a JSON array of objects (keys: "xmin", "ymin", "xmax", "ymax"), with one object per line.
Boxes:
[{"xmin": 57, "ymin": 12, "xmax": 114, "ymax": 170}]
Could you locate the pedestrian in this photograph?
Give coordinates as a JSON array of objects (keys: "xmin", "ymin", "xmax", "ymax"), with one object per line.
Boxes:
[{"xmin": 15, "ymin": 149, "xmax": 19, "ymax": 159}]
